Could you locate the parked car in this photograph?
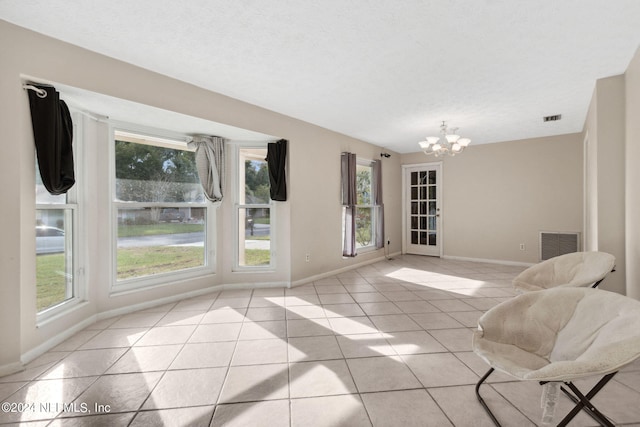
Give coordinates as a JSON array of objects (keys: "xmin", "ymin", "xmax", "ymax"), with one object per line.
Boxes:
[
  {"xmin": 159, "ymin": 208, "xmax": 184, "ymax": 222},
  {"xmin": 36, "ymin": 226, "xmax": 65, "ymax": 254}
]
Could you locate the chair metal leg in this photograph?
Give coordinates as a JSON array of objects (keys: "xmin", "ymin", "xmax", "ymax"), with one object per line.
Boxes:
[
  {"xmin": 475, "ymin": 368, "xmax": 502, "ymax": 427},
  {"xmin": 479, "ymin": 368, "xmax": 617, "ymax": 427},
  {"xmin": 557, "ymin": 373, "xmax": 617, "ymax": 427}
]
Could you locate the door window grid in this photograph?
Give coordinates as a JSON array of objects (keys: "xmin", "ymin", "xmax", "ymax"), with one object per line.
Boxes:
[{"xmin": 410, "ymin": 170, "xmax": 437, "ymax": 246}]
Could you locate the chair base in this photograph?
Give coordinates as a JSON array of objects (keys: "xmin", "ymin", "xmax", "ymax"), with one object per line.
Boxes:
[{"xmin": 475, "ymin": 368, "xmax": 617, "ymax": 426}]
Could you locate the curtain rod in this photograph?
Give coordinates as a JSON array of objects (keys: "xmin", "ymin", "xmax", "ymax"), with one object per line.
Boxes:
[{"xmin": 23, "ymin": 84, "xmax": 48, "ymax": 98}]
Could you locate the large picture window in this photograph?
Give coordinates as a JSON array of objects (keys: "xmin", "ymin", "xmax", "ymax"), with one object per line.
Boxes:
[
  {"xmin": 237, "ymin": 146, "xmax": 272, "ymax": 269},
  {"xmin": 113, "ymin": 130, "xmax": 211, "ymax": 285}
]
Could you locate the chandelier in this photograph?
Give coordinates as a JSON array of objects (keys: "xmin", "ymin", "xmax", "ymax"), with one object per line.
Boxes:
[{"xmin": 418, "ymin": 121, "xmax": 471, "ymax": 157}]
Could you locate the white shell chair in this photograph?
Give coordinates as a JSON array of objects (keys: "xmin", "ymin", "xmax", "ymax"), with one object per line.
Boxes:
[
  {"xmin": 472, "ymin": 287, "xmax": 640, "ymax": 426},
  {"xmin": 512, "ymin": 251, "xmax": 615, "ymax": 293}
]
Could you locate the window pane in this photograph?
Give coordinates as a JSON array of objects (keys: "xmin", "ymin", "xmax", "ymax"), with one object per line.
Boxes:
[
  {"xmin": 411, "ymin": 172, "xmax": 418, "ymax": 185},
  {"xmin": 428, "ymin": 186, "xmax": 436, "ymax": 200},
  {"xmin": 356, "ymin": 164, "xmax": 372, "ymax": 205},
  {"xmin": 117, "ymin": 207, "xmax": 205, "ymax": 280},
  {"xmin": 240, "ymin": 148, "xmax": 270, "ymax": 205},
  {"xmin": 238, "ymin": 208, "xmax": 271, "ymax": 267},
  {"xmin": 428, "ymin": 170, "xmax": 436, "ymax": 185},
  {"xmin": 356, "ymin": 207, "xmax": 374, "ymax": 248},
  {"xmin": 115, "ymin": 139, "xmax": 203, "ymax": 203},
  {"xmin": 36, "ymin": 209, "xmax": 73, "ymax": 311}
]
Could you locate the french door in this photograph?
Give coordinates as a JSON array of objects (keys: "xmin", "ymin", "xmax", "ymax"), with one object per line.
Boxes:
[{"xmin": 404, "ymin": 163, "xmax": 442, "ymax": 256}]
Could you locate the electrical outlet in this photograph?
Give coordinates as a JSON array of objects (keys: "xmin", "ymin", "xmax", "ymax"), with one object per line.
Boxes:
[
  {"xmin": 519, "ymin": 243, "xmax": 525, "ymax": 251},
  {"xmin": 305, "ymin": 253, "xmax": 310, "ymax": 262}
]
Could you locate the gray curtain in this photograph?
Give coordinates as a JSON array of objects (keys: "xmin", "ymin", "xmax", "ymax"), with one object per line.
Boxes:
[
  {"xmin": 372, "ymin": 159, "xmax": 385, "ymax": 249},
  {"xmin": 188, "ymin": 135, "xmax": 225, "ymax": 203},
  {"xmin": 341, "ymin": 152, "xmax": 357, "ymax": 257}
]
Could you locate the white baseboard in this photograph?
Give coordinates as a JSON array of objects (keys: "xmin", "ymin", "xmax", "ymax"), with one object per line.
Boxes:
[
  {"xmin": 21, "ymin": 313, "xmax": 98, "ymax": 365},
  {"xmin": 442, "ymin": 255, "xmax": 534, "ymax": 267},
  {"xmin": 290, "ymin": 252, "xmax": 402, "ymax": 287},
  {"xmin": 0, "ymin": 361, "xmax": 25, "ymax": 378},
  {"xmin": 96, "ymin": 285, "xmax": 225, "ymax": 321}
]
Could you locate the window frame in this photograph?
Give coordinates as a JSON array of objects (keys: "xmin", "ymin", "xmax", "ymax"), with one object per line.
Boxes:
[
  {"xmin": 354, "ymin": 157, "xmax": 377, "ymax": 253},
  {"xmin": 109, "ymin": 125, "xmax": 216, "ymax": 294},
  {"xmin": 233, "ymin": 142, "xmax": 275, "ymax": 272},
  {"xmin": 36, "ymin": 112, "xmax": 84, "ymax": 323}
]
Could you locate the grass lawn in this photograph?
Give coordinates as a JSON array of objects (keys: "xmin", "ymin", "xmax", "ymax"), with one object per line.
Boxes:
[
  {"xmin": 118, "ymin": 223, "xmax": 204, "ymax": 238},
  {"xmin": 117, "ymin": 246, "xmax": 205, "ymax": 279},
  {"xmin": 244, "ymin": 249, "xmax": 271, "ymax": 266},
  {"xmin": 36, "ymin": 253, "xmax": 68, "ymax": 311}
]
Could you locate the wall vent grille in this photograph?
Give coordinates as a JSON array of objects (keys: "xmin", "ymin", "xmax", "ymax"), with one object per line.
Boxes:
[
  {"xmin": 543, "ymin": 114, "xmax": 562, "ymax": 122},
  {"xmin": 539, "ymin": 231, "xmax": 580, "ymax": 261}
]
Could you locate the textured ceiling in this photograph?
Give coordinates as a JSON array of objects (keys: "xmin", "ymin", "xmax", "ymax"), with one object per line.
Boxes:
[{"xmin": 2, "ymin": 0, "xmax": 640, "ymax": 152}]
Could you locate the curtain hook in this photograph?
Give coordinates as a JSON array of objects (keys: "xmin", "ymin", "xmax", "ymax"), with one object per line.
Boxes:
[{"xmin": 23, "ymin": 84, "xmax": 48, "ymax": 98}]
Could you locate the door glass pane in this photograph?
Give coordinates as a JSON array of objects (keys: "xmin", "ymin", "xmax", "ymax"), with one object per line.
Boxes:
[
  {"xmin": 411, "ymin": 172, "xmax": 418, "ymax": 185},
  {"xmin": 428, "ymin": 216, "xmax": 436, "ymax": 231},
  {"xmin": 239, "ymin": 207, "xmax": 271, "ymax": 266},
  {"xmin": 36, "ymin": 209, "xmax": 73, "ymax": 311},
  {"xmin": 420, "ymin": 202, "xmax": 427, "ymax": 215},
  {"xmin": 420, "ymin": 232, "xmax": 427, "ymax": 245},
  {"xmin": 420, "ymin": 216, "xmax": 427, "ymax": 230},
  {"xmin": 117, "ymin": 207, "xmax": 205, "ymax": 280},
  {"xmin": 428, "ymin": 202, "xmax": 436, "ymax": 215},
  {"xmin": 419, "ymin": 171, "xmax": 427, "ymax": 184},
  {"xmin": 428, "ymin": 233, "xmax": 437, "ymax": 246},
  {"xmin": 411, "ymin": 187, "xmax": 418, "ymax": 200},
  {"xmin": 411, "ymin": 216, "xmax": 418, "ymax": 229},
  {"xmin": 428, "ymin": 170, "xmax": 436, "ymax": 185},
  {"xmin": 420, "ymin": 187, "xmax": 427, "ymax": 200},
  {"xmin": 411, "ymin": 202, "xmax": 418, "ymax": 214},
  {"xmin": 411, "ymin": 231, "xmax": 419, "ymax": 244},
  {"xmin": 428, "ymin": 186, "xmax": 436, "ymax": 200}
]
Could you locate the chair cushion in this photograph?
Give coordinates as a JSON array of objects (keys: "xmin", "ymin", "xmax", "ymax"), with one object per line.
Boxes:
[
  {"xmin": 512, "ymin": 252, "xmax": 615, "ymax": 292},
  {"xmin": 473, "ymin": 287, "xmax": 640, "ymax": 381}
]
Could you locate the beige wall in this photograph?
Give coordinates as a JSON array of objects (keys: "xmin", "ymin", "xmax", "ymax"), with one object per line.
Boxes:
[
  {"xmin": 626, "ymin": 47, "xmax": 640, "ymax": 299},
  {"xmin": 402, "ymin": 134, "xmax": 583, "ymax": 264},
  {"xmin": 0, "ymin": 21, "xmax": 401, "ymax": 372},
  {"xmin": 582, "ymin": 75, "xmax": 627, "ymax": 295}
]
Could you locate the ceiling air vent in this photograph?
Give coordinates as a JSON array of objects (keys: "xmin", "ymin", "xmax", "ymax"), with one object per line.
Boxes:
[{"xmin": 543, "ymin": 114, "xmax": 562, "ymax": 122}]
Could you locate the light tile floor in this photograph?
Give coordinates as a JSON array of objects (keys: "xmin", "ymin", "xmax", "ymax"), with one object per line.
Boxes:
[{"xmin": 1, "ymin": 255, "xmax": 640, "ymax": 426}]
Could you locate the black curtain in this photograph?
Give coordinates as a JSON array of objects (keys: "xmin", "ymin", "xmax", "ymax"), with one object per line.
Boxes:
[
  {"xmin": 27, "ymin": 84, "xmax": 75, "ymax": 195},
  {"xmin": 266, "ymin": 139, "xmax": 287, "ymax": 201}
]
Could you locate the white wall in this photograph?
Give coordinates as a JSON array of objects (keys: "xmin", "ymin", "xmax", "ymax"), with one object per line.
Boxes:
[
  {"xmin": 582, "ymin": 75, "xmax": 626, "ymax": 295},
  {"xmin": 401, "ymin": 134, "xmax": 584, "ymax": 265},
  {"xmin": 0, "ymin": 21, "xmax": 400, "ymax": 373},
  {"xmin": 625, "ymin": 47, "xmax": 640, "ymax": 299}
]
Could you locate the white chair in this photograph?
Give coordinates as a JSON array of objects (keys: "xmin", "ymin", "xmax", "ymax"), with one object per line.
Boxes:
[
  {"xmin": 512, "ymin": 251, "xmax": 615, "ymax": 292},
  {"xmin": 472, "ymin": 287, "xmax": 640, "ymax": 426}
]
